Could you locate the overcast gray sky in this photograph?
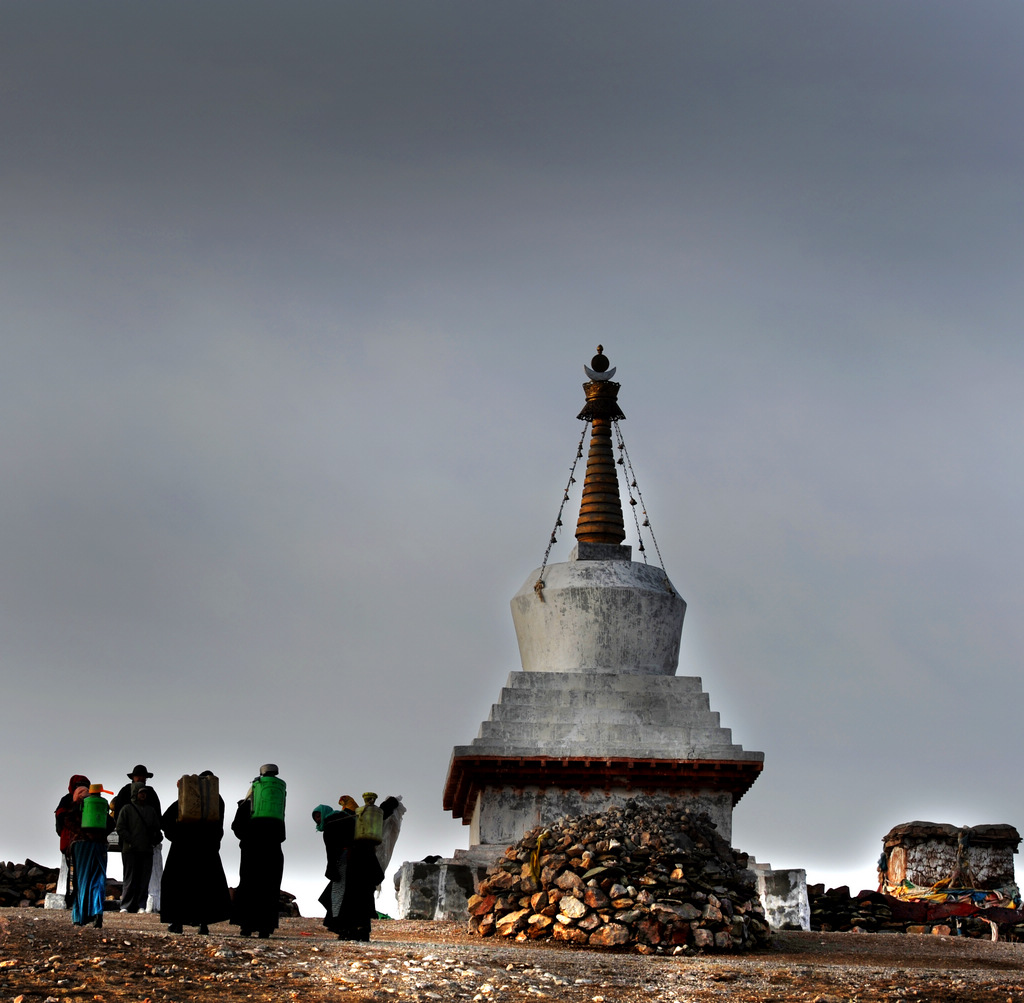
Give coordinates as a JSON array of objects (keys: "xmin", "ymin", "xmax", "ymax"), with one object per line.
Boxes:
[{"xmin": 3, "ymin": 1, "xmax": 1023, "ymax": 915}]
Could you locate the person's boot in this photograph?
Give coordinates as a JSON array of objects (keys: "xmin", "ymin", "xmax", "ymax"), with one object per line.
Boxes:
[
  {"xmin": 198, "ymin": 923, "xmax": 209, "ymax": 935},
  {"xmin": 92, "ymin": 913, "xmax": 103, "ymax": 929},
  {"xmin": 168, "ymin": 923, "xmax": 183, "ymax": 934}
]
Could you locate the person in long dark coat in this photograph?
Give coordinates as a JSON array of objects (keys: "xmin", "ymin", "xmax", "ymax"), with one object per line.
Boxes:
[
  {"xmin": 160, "ymin": 772, "xmax": 231, "ymax": 934},
  {"xmin": 230, "ymin": 766, "xmax": 286, "ymax": 939},
  {"xmin": 314, "ymin": 794, "xmax": 399, "ymax": 941}
]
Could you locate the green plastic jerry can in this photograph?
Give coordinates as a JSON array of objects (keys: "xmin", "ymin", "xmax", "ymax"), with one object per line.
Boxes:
[
  {"xmin": 81, "ymin": 785, "xmax": 111, "ymax": 831},
  {"xmin": 251, "ymin": 775, "xmax": 287, "ymax": 821}
]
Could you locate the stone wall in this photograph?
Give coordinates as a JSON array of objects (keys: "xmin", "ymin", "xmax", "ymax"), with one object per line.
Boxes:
[
  {"xmin": 809, "ymin": 884, "xmax": 1024, "ymax": 939},
  {"xmin": 470, "ymin": 787, "xmax": 734, "ymax": 848},
  {"xmin": 1, "ymin": 860, "xmax": 58, "ymax": 908}
]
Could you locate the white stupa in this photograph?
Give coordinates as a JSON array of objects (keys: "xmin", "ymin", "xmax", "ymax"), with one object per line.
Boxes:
[{"xmin": 443, "ymin": 348, "xmax": 763, "ymax": 867}]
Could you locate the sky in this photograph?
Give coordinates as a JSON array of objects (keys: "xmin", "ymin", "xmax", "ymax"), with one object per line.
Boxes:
[{"xmin": 3, "ymin": 1, "xmax": 1023, "ymax": 917}]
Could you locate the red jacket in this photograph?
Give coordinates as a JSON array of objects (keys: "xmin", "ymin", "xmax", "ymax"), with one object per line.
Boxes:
[{"xmin": 55, "ymin": 774, "xmax": 90, "ymax": 853}]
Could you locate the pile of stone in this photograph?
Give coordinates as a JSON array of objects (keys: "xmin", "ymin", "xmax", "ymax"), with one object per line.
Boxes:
[
  {"xmin": 467, "ymin": 801, "xmax": 770, "ymax": 953},
  {"xmin": 0, "ymin": 859, "xmax": 59, "ymax": 907},
  {"xmin": 809, "ymin": 884, "xmax": 897, "ymax": 933}
]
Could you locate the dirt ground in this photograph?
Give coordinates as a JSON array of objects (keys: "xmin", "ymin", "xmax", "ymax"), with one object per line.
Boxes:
[{"xmin": 1, "ymin": 908, "xmax": 1022, "ymax": 1003}]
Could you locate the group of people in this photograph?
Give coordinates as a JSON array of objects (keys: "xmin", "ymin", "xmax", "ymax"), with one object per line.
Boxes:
[
  {"xmin": 54, "ymin": 763, "xmax": 404, "ymax": 942},
  {"xmin": 55, "ymin": 763, "xmax": 288, "ymax": 936}
]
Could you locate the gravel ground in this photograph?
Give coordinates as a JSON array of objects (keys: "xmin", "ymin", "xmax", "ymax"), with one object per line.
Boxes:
[{"xmin": 1, "ymin": 908, "xmax": 1022, "ymax": 1003}]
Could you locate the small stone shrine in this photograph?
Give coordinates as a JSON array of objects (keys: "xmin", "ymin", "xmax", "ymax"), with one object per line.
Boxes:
[
  {"xmin": 881, "ymin": 821, "xmax": 1020, "ymax": 897},
  {"xmin": 396, "ymin": 348, "xmax": 764, "ymax": 919}
]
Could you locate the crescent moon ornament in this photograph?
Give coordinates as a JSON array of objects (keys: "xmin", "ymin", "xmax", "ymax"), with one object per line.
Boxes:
[{"xmin": 584, "ymin": 365, "xmax": 616, "ymax": 381}]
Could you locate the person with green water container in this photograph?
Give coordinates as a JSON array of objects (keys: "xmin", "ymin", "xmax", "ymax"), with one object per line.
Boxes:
[
  {"xmin": 230, "ymin": 763, "xmax": 287, "ymax": 938},
  {"xmin": 73, "ymin": 782, "xmax": 115, "ymax": 927}
]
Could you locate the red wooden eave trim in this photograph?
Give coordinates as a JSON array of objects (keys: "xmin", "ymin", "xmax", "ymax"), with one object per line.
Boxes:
[{"xmin": 442, "ymin": 754, "xmax": 763, "ymax": 824}]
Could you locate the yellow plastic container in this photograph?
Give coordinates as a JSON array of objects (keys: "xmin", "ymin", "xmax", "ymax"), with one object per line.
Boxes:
[{"xmin": 354, "ymin": 791, "xmax": 383, "ymax": 844}]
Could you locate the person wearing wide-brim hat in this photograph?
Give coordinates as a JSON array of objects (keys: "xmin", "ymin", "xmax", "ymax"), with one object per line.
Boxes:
[
  {"xmin": 110, "ymin": 764, "xmax": 165, "ymax": 915},
  {"xmin": 116, "ymin": 784, "xmax": 162, "ymax": 913},
  {"xmin": 113, "ymin": 765, "xmax": 161, "ymax": 817}
]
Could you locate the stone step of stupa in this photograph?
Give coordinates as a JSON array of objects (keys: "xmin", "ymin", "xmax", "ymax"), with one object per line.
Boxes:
[
  {"xmin": 500, "ymin": 670, "xmax": 707, "ymax": 695},
  {"xmin": 481, "ymin": 703, "xmax": 717, "ymax": 725},
  {"xmin": 470, "ymin": 726, "xmax": 748, "ymax": 760},
  {"xmin": 454, "ymin": 670, "xmax": 758, "ymax": 763}
]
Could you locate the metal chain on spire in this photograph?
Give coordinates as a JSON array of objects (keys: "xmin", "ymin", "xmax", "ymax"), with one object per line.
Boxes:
[
  {"xmin": 613, "ymin": 419, "xmax": 675, "ymax": 595},
  {"xmin": 623, "ymin": 451, "xmax": 649, "ymax": 561},
  {"xmin": 534, "ymin": 423, "xmax": 590, "ymax": 601}
]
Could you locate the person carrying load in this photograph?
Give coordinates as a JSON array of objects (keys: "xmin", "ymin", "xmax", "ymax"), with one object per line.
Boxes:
[{"xmin": 230, "ymin": 763, "xmax": 287, "ymax": 939}]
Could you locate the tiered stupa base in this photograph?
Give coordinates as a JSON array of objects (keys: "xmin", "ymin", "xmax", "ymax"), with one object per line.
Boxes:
[{"xmin": 443, "ymin": 668, "xmax": 763, "ymax": 867}]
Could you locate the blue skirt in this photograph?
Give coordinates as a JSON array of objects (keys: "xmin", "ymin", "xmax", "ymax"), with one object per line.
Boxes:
[{"xmin": 71, "ymin": 840, "xmax": 107, "ymax": 924}]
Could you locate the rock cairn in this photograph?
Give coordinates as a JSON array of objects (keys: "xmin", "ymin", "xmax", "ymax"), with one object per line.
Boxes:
[
  {"xmin": 467, "ymin": 801, "xmax": 770, "ymax": 953},
  {"xmin": 0, "ymin": 860, "xmax": 58, "ymax": 907}
]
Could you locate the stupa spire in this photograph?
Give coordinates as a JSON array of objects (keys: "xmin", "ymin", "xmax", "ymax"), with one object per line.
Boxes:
[{"xmin": 575, "ymin": 346, "xmax": 626, "ymax": 546}]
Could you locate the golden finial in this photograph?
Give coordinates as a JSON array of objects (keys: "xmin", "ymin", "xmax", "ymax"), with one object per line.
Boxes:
[{"xmin": 575, "ymin": 348, "xmax": 626, "ymax": 546}]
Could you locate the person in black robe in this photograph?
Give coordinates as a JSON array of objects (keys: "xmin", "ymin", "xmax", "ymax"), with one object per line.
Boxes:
[
  {"xmin": 314, "ymin": 794, "xmax": 399, "ymax": 941},
  {"xmin": 160, "ymin": 771, "xmax": 231, "ymax": 934},
  {"xmin": 230, "ymin": 765, "xmax": 286, "ymax": 939}
]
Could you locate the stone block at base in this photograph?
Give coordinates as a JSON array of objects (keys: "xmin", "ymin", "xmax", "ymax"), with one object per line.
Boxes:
[
  {"xmin": 395, "ymin": 859, "xmax": 490, "ymax": 921},
  {"xmin": 749, "ymin": 859, "xmax": 810, "ymax": 931}
]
